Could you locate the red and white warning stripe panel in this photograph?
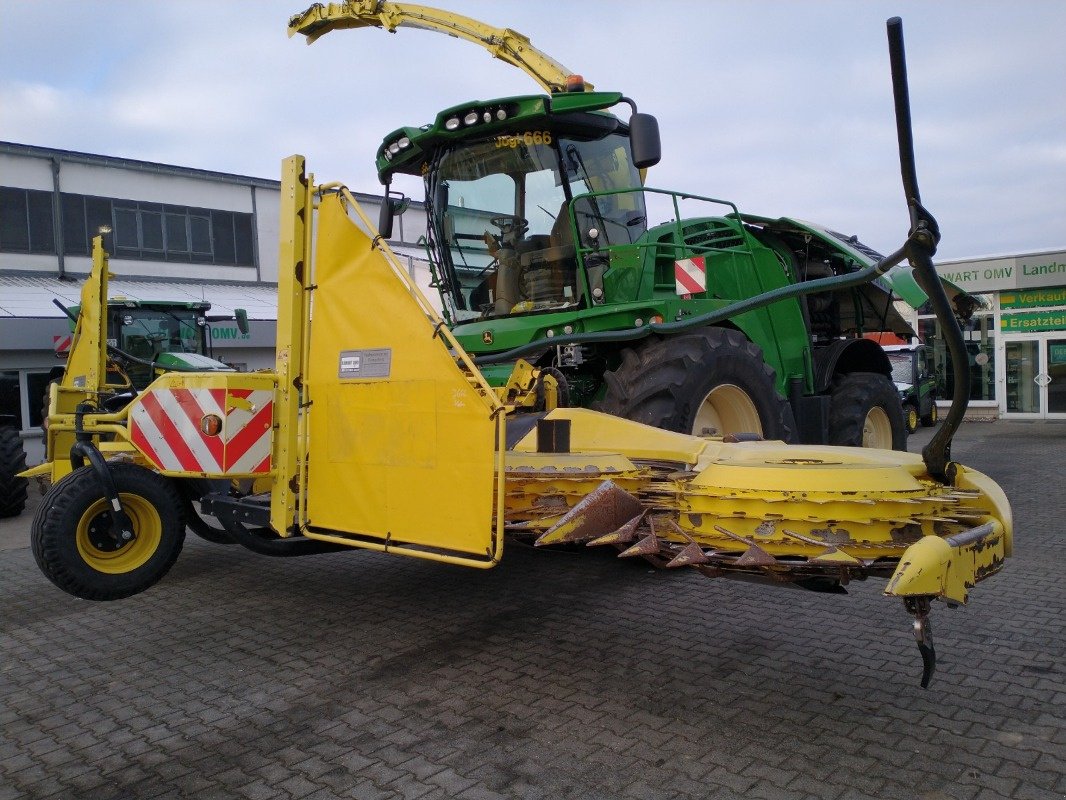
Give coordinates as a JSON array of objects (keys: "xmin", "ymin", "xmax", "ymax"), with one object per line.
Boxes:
[
  {"xmin": 53, "ymin": 334, "xmax": 73, "ymax": 354},
  {"xmin": 129, "ymin": 387, "xmax": 273, "ymax": 476},
  {"xmin": 674, "ymin": 256, "xmax": 706, "ymax": 297}
]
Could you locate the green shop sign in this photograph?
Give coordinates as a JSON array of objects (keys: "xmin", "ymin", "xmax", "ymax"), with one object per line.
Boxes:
[
  {"xmin": 1001, "ymin": 310, "xmax": 1066, "ymax": 332},
  {"xmin": 1000, "ymin": 286, "xmax": 1066, "ymax": 309},
  {"xmin": 1051, "ymin": 343, "xmax": 1066, "ymax": 365}
]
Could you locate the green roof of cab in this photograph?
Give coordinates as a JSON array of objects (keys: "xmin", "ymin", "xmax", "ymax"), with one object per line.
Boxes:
[{"xmin": 376, "ymin": 91, "xmax": 625, "ymax": 182}]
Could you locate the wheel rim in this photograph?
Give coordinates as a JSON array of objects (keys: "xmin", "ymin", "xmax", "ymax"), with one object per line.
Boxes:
[
  {"xmin": 907, "ymin": 408, "xmax": 918, "ymax": 431},
  {"xmin": 75, "ymin": 493, "xmax": 162, "ymax": 574},
  {"xmin": 692, "ymin": 384, "xmax": 763, "ymax": 437},
  {"xmin": 931, "ymin": 405, "xmax": 938, "ymax": 422},
  {"xmin": 861, "ymin": 406, "xmax": 894, "ymax": 448}
]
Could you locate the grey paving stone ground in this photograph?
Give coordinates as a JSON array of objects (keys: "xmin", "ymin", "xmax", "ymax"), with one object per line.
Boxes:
[{"xmin": 1, "ymin": 422, "xmax": 1064, "ymax": 800}]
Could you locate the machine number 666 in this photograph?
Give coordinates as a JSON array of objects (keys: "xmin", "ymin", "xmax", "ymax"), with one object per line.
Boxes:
[{"xmin": 495, "ymin": 131, "xmax": 552, "ymax": 148}]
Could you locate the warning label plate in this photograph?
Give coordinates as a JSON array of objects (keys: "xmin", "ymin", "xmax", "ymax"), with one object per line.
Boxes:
[{"xmin": 338, "ymin": 348, "xmax": 392, "ymax": 379}]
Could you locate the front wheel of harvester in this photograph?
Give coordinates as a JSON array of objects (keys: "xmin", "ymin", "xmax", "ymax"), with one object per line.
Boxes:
[
  {"xmin": 828, "ymin": 372, "xmax": 907, "ymax": 451},
  {"xmin": 597, "ymin": 327, "xmax": 795, "ymax": 441},
  {"xmin": 0, "ymin": 427, "xmax": 28, "ymax": 518},
  {"xmin": 32, "ymin": 463, "xmax": 185, "ymax": 600}
]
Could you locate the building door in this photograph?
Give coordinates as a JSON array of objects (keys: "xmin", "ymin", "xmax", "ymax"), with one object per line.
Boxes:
[
  {"xmin": 1004, "ymin": 335, "xmax": 1066, "ymax": 419},
  {"xmin": 1048, "ymin": 337, "xmax": 1066, "ymax": 418}
]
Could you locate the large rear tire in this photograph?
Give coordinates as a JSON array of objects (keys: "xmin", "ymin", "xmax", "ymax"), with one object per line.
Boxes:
[
  {"xmin": 828, "ymin": 372, "xmax": 907, "ymax": 451},
  {"xmin": 0, "ymin": 427, "xmax": 28, "ymax": 519},
  {"xmin": 32, "ymin": 463, "xmax": 185, "ymax": 600},
  {"xmin": 596, "ymin": 328, "xmax": 795, "ymax": 440}
]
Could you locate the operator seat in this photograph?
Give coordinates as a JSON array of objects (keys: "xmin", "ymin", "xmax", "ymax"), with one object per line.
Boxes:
[{"xmin": 517, "ymin": 202, "xmax": 577, "ymax": 306}]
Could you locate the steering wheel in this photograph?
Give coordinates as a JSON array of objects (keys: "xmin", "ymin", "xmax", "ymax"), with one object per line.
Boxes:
[{"xmin": 490, "ymin": 215, "xmax": 529, "ymax": 238}]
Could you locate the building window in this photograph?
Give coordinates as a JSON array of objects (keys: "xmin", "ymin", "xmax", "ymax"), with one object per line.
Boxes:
[
  {"xmin": 0, "ymin": 187, "xmax": 56, "ymax": 254},
  {"xmin": 0, "ymin": 370, "xmax": 54, "ymax": 431},
  {"xmin": 3, "ymin": 185, "xmax": 256, "ymax": 268},
  {"xmin": 58, "ymin": 192, "xmax": 255, "ymax": 267},
  {"xmin": 0, "ymin": 370, "xmax": 22, "ymax": 429}
]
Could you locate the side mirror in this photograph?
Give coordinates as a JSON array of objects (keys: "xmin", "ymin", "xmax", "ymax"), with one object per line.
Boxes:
[
  {"xmin": 378, "ymin": 197, "xmax": 395, "ymax": 240},
  {"xmin": 235, "ymin": 308, "xmax": 249, "ymax": 336},
  {"xmin": 377, "ymin": 192, "xmax": 410, "ymax": 241},
  {"xmin": 629, "ymin": 113, "xmax": 661, "ymax": 169}
]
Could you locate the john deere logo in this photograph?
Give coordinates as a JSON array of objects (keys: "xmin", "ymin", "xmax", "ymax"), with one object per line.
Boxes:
[{"xmin": 482, "ymin": 330, "xmax": 494, "ymax": 345}]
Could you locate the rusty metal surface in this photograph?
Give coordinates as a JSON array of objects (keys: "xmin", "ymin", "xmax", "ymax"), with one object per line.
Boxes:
[{"xmin": 534, "ymin": 480, "xmax": 643, "ymax": 546}]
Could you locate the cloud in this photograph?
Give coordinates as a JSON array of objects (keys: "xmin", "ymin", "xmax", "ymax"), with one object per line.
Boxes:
[
  {"xmin": 1, "ymin": 0, "xmax": 1064, "ymax": 261},
  {"xmin": 1, "ymin": 81, "xmax": 88, "ymax": 144}
]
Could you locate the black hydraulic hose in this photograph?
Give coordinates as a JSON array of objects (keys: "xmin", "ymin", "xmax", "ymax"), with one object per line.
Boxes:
[
  {"xmin": 536, "ymin": 366, "xmax": 571, "ymax": 409},
  {"xmin": 473, "ymin": 243, "xmax": 908, "ymax": 366},
  {"xmin": 887, "ymin": 17, "xmax": 966, "ymax": 481},
  {"xmin": 216, "ymin": 514, "xmax": 352, "ymax": 557},
  {"xmin": 69, "ymin": 403, "xmax": 136, "ymax": 543}
]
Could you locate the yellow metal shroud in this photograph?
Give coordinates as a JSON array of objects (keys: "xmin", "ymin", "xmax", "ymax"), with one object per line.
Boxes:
[{"xmin": 295, "ymin": 187, "xmax": 506, "ymax": 565}]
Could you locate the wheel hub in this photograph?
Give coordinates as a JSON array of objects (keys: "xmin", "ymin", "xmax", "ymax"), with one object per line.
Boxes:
[
  {"xmin": 862, "ymin": 406, "xmax": 893, "ymax": 448},
  {"xmin": 85, "ymin": 512, "xmax": 129, "ymax": 552},
  {"xmin": 693, "ymin": 384, "xmax": 763, "ymax": 437}
]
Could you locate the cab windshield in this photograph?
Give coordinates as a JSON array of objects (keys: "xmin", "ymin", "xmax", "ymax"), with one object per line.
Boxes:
[
  {"xmin": 113, "ymin": 307, "xmax": 206, "ymax": 388},
  {"xmin": 886, "ymin": 351, "xmax": 915, "ymax": 385},
  {"xmin": 427, "ymin": 124, "xmax": 644, "ymax": 321},
  {"xmin": 115, "ymin": 308, "xmax": 205, "ymax": 360}
]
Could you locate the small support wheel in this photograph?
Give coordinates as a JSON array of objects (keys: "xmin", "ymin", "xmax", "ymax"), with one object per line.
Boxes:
[{"xmin": 32, "ymin": 463, "xmax": 185, "ymax": 600}]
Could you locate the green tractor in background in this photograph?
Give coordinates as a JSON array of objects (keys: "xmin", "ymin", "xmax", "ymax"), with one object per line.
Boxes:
[
  {"xmin": 884, "ymin": 343, "xmax": 939, "ymax": 433},
  {"xmin": 35, "ymin": 265, "xmax": 249, "ymax": 539},
  {"xmin": 49, "ymin": 298, "xmax": 248, "ymax": 395},
  {"xmin": 375, "ymin": 90, "xmax": 952, "ymax": 450},
  {"xmin": 0, "ymin": 296, "xmax": 247, "ymax": 521}
]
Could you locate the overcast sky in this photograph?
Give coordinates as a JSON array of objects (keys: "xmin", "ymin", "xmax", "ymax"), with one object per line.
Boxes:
[{"xmin": 2, "ymin": 0, "xmax": 1064, "ymax": 261}]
